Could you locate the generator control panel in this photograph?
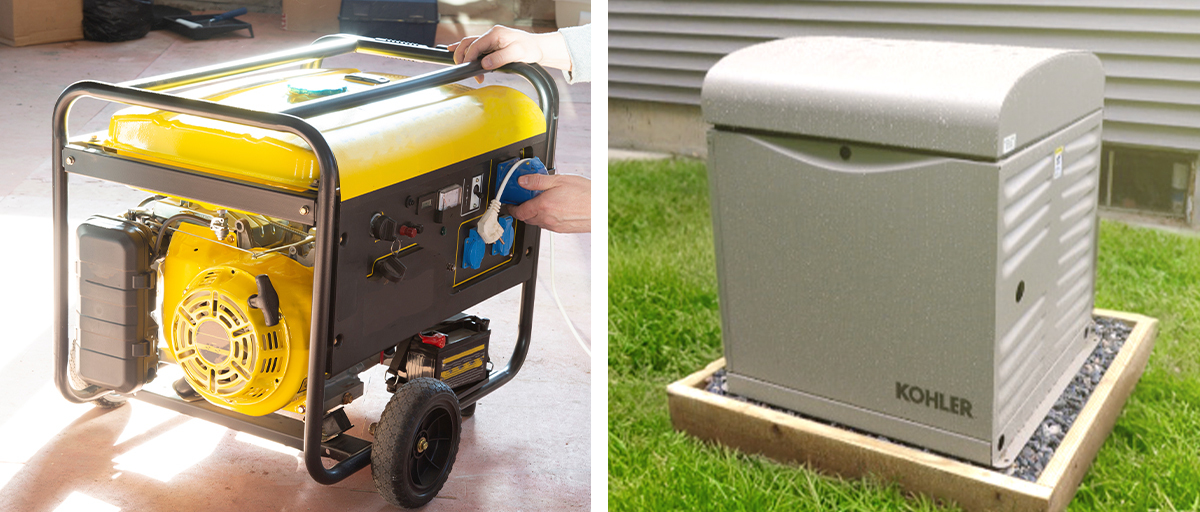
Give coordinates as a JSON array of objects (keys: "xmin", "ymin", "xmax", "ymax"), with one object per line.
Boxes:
[{"xmin": 330, "ymin": 141, "xmax": 548, "ymax": 375}]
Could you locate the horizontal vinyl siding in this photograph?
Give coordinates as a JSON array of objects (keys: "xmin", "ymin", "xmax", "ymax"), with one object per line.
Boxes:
[{"xmin": 610, "ymin": 0, "xmax": 1200, "ymax": 152}]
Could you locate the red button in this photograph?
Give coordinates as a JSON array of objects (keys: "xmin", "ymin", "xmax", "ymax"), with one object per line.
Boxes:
[
  {"xmin": 419, "ymin": 332, "xmax": 446, "ymax": 349},
  {"xmin": 398, "ymin": 225, "xmax": 419, "ymax": 238}
]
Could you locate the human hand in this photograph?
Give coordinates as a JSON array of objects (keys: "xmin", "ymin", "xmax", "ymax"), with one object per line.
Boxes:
[
  {"xmin": 447, "ymin": 26, "xmax": 571, "ymax": 83},
  {"xmin": 507, "ymin": 173, "xmax": 591, "ymax": 233}
]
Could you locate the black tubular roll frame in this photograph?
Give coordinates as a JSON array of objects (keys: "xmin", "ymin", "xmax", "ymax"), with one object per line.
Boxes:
[{"xmin": 51, "ymin": 34, "xmax": 559, "ymax": 485}]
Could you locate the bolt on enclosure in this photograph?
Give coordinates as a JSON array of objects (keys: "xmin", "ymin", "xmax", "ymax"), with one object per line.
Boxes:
[{"xmin": 702, "ymin": 37, "xmax": 1105, "ymax": 467}]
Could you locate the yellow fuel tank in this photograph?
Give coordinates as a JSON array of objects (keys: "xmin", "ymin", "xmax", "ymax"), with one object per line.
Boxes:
[{"xmin": 98, "ymin": 67, "xmax": 546, "ymax": 201}]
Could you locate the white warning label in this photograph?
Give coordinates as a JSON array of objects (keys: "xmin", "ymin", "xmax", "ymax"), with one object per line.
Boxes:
[
  {"xmin": 1053, "ymin": 147, "xmax": 1064, "ymax": 179},
  {"xmin": 1003, "ymin": 134, "xmax": 1017, "ymax": 153}
]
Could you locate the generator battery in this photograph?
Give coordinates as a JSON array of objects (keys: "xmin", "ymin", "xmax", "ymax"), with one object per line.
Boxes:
[{"xmin": 405, "ymin": 315, "xmax": 490, "ymax": 390}]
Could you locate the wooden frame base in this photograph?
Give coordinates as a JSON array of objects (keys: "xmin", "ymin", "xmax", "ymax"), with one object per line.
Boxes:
[{"xmin": 668, "ymin": 309, "xmax": 1159, "ymax": 512}]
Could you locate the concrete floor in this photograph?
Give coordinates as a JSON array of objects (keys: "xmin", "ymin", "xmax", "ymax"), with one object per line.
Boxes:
[{"xmin": 0, "ymin": 15, "xmax": 591, "ymax": 512}]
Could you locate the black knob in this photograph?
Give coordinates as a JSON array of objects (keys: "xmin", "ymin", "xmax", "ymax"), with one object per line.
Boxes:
[
  {"xmin": 373, "ymin": 254, "xmax": 406, "ymax": 284},
  {"xmin": 370, "ymin": 213, "xmax": 397, "ymax": 241}
]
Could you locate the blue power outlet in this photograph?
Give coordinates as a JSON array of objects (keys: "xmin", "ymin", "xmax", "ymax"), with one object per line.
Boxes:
[
  {"xmin": 462, "ymin": 228, "xmax": 486, "ymax": 269},
  {"xmin": 490, "ymin": 216, "xmax": 515, "ymax": 256},
  {"xmin": 494, "ymin": 157, "xmax": 549, "ymax": 205}
]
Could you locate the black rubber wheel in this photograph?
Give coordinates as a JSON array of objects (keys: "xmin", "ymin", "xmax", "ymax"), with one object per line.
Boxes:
[
  {"xmin": 372, "ymin": 377, "xmax": 462, "ymax": 508},
  {"xmin": 461, "ymin": 402, "xmax": 477, "ymax": 419}
]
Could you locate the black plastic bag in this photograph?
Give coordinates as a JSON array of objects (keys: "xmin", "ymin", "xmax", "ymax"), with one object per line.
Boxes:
[{"xmin": 83, "ymin": 0, "xmax": 154, "ymax": 42}]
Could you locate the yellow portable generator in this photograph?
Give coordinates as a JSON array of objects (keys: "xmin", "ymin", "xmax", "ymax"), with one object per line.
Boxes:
[{"xmin": 51, "ymin": 35, "xmax": 558, "ymax": 508}]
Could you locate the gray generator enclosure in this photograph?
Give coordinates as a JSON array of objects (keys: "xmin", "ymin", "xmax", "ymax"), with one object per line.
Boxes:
[{"xmin": 703, "ymin": 37, "xmax": 1105, "ymax": 467}]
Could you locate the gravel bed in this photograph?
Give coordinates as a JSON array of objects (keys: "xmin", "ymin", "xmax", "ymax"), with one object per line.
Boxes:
[{"xmin": 704, "ymin": 316, "xmax": 1133, "ymax": 482}]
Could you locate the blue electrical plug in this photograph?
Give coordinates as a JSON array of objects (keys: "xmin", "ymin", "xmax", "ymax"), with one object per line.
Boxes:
[
  {"xmin": 490, "ymin": 216, "xmax": 515, "ymax": 256},
  {"xmin": 462, "ymin": 228, "xmax": 486, "ymax": 269},
  {"xmin": 494, "ymin": 157, "xmax": 549, "ymax": 205}
]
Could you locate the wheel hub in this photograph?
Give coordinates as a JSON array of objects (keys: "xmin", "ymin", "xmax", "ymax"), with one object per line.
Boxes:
[{"xmin": 416, "ymin": 436, "xmax": 429, "ymax": 454}]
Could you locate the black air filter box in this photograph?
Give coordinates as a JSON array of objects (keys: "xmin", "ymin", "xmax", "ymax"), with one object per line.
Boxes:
[{"xmin": 76, "ymin": 216, "xmax": 158, "ymax": 393}]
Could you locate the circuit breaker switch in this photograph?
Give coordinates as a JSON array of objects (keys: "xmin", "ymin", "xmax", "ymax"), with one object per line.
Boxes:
[{"xmin": 397, "ymin": 224, "xmax": 420, "ymax": 238}]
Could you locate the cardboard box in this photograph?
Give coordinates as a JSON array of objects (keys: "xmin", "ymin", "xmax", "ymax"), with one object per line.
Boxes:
[
  {"xmin": 0, "ymin": 0, "xmax": 83, "ymax": 46},
  {"xmin": 282, "ymin": 0, "xmax": 341, "ymax": 34}
]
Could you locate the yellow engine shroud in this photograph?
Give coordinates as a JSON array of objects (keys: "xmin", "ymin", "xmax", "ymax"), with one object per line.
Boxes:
[
  {"xmin": 163, "ymin": 223, "xmax": 313, "ymax": 416},
  {"xmin": 98, "ymin": 67, "xmax": 546, "ymax": 201}
]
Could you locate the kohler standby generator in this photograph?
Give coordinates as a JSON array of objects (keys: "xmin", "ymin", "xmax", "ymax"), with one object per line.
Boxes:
[
  {"xmin": 53, "ymin": 36, "xmax": 558, "ymax": 507},
  {"xmin": 702, "ymin": 37, "xmax": 1105, "ymax": 467}
]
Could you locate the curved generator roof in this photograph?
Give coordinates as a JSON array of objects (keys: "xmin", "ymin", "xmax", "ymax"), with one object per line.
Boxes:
[{"xmin": 701, "ymin": 37, "xmax": 1105, "ymax": 160}]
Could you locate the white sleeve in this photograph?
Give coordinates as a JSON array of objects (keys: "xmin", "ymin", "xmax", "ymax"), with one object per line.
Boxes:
[{"xmin": 558, "ymin": 24, "xmax": 591, "ymax": 84}]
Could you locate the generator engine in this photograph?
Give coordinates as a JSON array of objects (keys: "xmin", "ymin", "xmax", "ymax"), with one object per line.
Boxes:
[
  {"xmin": 77, "ymin": 192, "xmax": 498, "ymax": 415},
  {"xmin": 78, "ymin": 198, "xmax": 318, "ymax": 415}
]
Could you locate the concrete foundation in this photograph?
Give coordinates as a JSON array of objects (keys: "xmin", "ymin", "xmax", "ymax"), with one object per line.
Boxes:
[{"xmin": 608, "ymin": 98, "xmax": 707, "ymax": 158}]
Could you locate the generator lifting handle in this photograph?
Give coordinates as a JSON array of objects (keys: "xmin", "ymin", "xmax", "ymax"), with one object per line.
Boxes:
[
  {"xmin": 117, "ymin": 34, "xmax": 560, "ymax": 168},
  {"xmin": 316, "ymin": 35, "xmax": 560, "ymax": 167}
]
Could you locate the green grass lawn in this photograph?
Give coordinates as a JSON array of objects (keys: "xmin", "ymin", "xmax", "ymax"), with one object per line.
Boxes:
[{"xmin": 608, "ymin": 158, "xmax": 1200, "ymax": 511}]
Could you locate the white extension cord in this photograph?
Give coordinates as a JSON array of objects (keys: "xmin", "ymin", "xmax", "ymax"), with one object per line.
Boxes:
[
  {"xmin": 477, "ymin": 158, "xmax": 531, "ymax": 244},
  {"xmin": 549, "ymin": 232, "xmax": 591, "ymax": 358},
  {"xmin": 479, "ymin": 158, "xmax": 590, "ymax": 358}
]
